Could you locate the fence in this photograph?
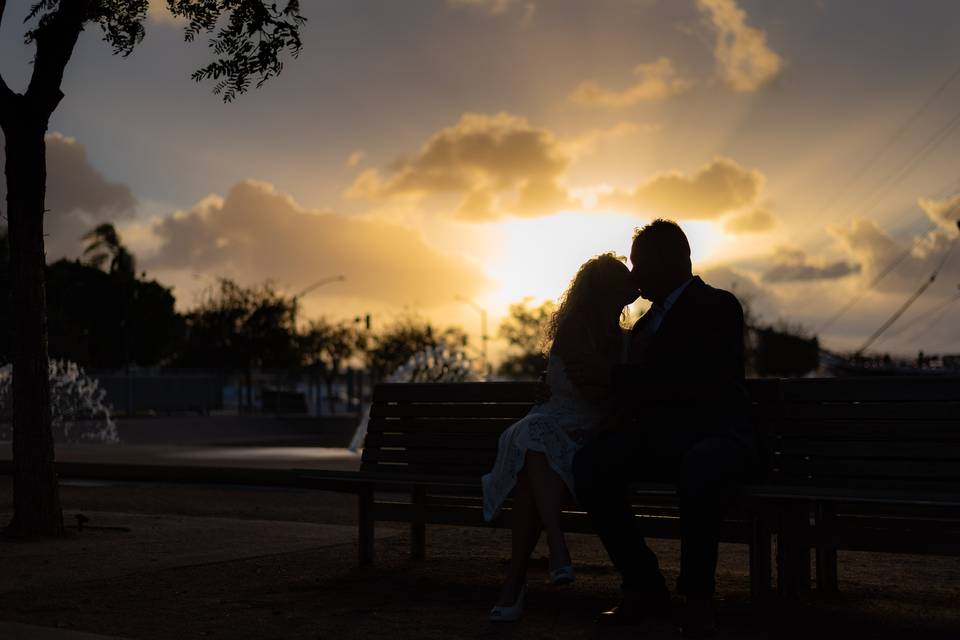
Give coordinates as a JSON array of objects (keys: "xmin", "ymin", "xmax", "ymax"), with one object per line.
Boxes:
[{"xmin": 89, "ymin": 368, "xmax": 373, "ymax": 417}]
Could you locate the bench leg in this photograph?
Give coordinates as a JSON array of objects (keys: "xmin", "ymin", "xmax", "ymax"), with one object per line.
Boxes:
[
  {"xmin": 749, "ymin": 510, "xmax": 774, "ymax": 603},
  {"xmin": 776, "ymin": 502, "xmax": 811, "ymax": 598},
  {"xmin": 411, "ymin": 486, "xmax": 426, "ymax": 560},
  {"xmin": 815, "ymin": 503, "xmax": 839, "ymax": 592},
  {"xmin": 359, "ymin": 486, "xmax": 374, "ymax": 566}
]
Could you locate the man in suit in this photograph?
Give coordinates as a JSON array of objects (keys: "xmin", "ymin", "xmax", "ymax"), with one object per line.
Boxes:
[{"xmin": 572, "ymin": 219, "xmax": 756, "ymax": 638}]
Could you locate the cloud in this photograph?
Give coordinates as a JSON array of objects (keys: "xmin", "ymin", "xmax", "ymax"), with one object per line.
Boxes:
[
  {"xmin": 0, "ymin": 133, "xmax": 137, "ymax": 260},
  {"xmin": 346, "ymin": 150, "xmax": 365, "ymax": 169},
  {"xmin": 827, "ymin": 216, "xmax": 960, "ymax": 293},
  {"xmin": 144, "ymin": 180, "xmax": 487, "ymax": 307},
  {"xmin": 447, "ymin": 0, "xmax": 533, "ymax": 19},
  {"xmin": 828, "ymin": 219, "xmax": 903, "ymax": 279},
  {"xmin": 919, "ymin": 194, "xmax": 960, "ymax": 232},
  {"xmin": 566, "ymin": 121, "xmax": 657, "ymax": 156},
  {"xmin": 569, "ymin": 58, "xmax": 694, "ymax": 108},
  {"xmin": 42, "ymin": 134, "xmax": 137, "ymax": 218},
  {"xmin": 347, "ymin": 112, "xmax": 575, "ymax": 221},
  {"xmin": 700, "ymin": 264, "xmax": 780, "ymax": 321},
  {"xmin": 762, "ymin": 246, "xmax": 860, "ymax": 283},
  {"xmin": 723, "ymin": 208, "xmax": 776, "ymax": 233},
  {"xmin": 696, "ymin": 0, "xmax": 783, "ymax": 92},
  {"xmin": 601, "ymin": 156, "xmax": 764, "ymax": 219}
]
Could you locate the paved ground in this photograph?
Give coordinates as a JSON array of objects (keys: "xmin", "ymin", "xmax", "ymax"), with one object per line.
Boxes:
[
  {"xmin": 0, "ymin": 443, "xmax": 958, "ymax": 639},
  {"xmin": 0, "ymin": 621, "xmax": 128, "ymax": 639},
  {"xmin": 1, "ymin": 476, "xmax": 959, "ymax": 640}
]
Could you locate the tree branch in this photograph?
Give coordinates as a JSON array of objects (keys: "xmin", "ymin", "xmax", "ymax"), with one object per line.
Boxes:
[{"xmin": 25, "ymin": 0, "xmax": 91, "ymax": 116}]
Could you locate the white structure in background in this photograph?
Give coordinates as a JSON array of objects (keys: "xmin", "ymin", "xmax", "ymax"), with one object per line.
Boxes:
[
  {"xmin": 348, "ymin": 344, "xmax": 480, "ymax": 452},
  {"xmin": 0, "ymin": 360, "xmax": 118, "ymax": 443}
]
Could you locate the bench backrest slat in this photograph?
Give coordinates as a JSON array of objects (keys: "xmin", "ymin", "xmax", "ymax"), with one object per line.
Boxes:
[
  {"xmin": 781, "ymin": 377, "xmax": 960, "ymax": 402},
  {"xmin": 785, "ymin": 402, "xmax": 960, "ymax": 421},
  {"xmin": 372, "ymin": 382, "xmax": 542, "ymax": 403},
  {"xmin": 371, "ymin": 403, "xmax": 534, "ymax": 419}
]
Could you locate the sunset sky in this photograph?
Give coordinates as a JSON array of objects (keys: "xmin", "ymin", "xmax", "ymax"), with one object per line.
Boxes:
[{"xmin": 2, "ymin": 0, "xmax": 960, "ymax": 359}]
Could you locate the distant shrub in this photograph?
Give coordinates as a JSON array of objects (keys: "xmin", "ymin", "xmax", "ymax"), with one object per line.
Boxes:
[{"xmin": 386, "ymin": 344, "xmax": 480, "ymax": 383}]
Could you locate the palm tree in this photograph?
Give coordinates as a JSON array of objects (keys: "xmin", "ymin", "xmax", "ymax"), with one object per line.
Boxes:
[
  {"xmin": 82, "ymin": 223, "xmax": 138, "ymax": 377},
  {"xmin": 82, "ymin": 223, "xmax": 135, "ymax": 280}
]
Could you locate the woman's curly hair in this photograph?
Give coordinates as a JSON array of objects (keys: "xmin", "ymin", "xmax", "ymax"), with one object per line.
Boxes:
[{"xmin": 543, "ymin": 252, "xmax": 629, "ymax": 351}]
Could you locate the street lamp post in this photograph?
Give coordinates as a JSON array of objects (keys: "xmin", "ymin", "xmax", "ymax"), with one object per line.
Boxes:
[
  {"xmin": 455, "ymin": 295, "xmax": 489, "ymax": 378},
  {"xmin": 293, "ymin": 275, "xmax": 345, "ymax": 416},
  {"xmin": 295, "ymin": 275, "xmax": 346, "ymax": 299}
]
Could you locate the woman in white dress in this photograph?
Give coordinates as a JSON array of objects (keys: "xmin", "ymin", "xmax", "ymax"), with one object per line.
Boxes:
[{"xmin": 482, "ymin": 253, "xmax": 639, "ymax": 621}]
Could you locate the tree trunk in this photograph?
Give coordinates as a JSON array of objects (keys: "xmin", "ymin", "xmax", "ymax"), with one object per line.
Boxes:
[{"xmin": 3, "ymin": 112, "xmax": 63, "ymax": 537}]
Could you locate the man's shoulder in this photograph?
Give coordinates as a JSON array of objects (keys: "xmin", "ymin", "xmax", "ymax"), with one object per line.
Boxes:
[{"xmin": 688, "ymin": 277, "xmax": 743, "ymax": 312}]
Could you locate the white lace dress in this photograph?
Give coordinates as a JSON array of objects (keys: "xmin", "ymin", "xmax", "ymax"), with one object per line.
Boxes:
[{"xmin": 481, "ymin": 353, "xmax": 613, "ymax": 521}]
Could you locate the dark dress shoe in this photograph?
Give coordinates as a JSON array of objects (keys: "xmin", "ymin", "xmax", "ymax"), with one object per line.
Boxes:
[
  {"xmin": 595, "ymin": 590, "xmax": 672, "ymax": 627},
  {"xmin": 679, "ymin": 596, "xmax": 717, "ymax": 638}
]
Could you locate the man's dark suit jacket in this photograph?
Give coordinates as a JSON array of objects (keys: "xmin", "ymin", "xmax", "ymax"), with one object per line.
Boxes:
[{"xmin": 613, "ymin": 276, "xmax": 754, "ymax": 457}]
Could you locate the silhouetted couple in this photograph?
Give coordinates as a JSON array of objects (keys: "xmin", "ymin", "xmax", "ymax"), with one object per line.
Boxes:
[{"xmin": 481, "ymin": 219, "xmax": 755, "ymax": 638}]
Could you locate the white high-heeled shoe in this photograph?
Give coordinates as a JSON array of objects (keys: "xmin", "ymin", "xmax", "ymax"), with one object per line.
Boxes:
[
  {"xmin": 549, "ymin": 564, "xmax": 575, "ymax": 585},
  {"xmin": 489, "ymin": 584, "xmax": 526, "ymax": 622}
]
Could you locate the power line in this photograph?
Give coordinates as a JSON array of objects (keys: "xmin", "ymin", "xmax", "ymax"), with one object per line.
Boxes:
[
  {"xmin": 799, "ymin": 61, "xmax": 960, "ymax": 241},
  {"xmin": 876, "ymin": 289, "xmax": 960, "ymax": 348},
  {"xmin": 816, "ymin": 245, "xmax": 916, "ymax": 334},
  {"xmin": 855, "ymin": 229, "xmax": 959, "ymax": 355},
  {"xmin": 847, "ymin": 107, "xmax": 960, "ymax": 222},
  {"xmin": 906, "ymin": 293, "xmax": 960, "ymax": 344},
  {"xmin": 816, "ymin": 175, "xmax": 960, "ymax": 334}
]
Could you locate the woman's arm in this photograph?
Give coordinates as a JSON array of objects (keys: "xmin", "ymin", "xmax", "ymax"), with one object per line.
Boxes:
[{"xmin": 553, "ymin": 314, "xmax": 614, "ymax": 403}]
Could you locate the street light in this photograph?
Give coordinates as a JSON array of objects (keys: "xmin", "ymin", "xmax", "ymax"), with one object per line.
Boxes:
[
  {"xmin": 455, "ymin": 295, "xmax": 489, "ymax": 378},
  {"xmin": 295, "ymin": 275, "xmax": 346, "ymax": 298}
]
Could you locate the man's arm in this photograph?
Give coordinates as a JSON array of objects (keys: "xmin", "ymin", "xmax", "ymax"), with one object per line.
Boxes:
[{"xmin": 694, "ymin": 290, "xmax": 747, "ymax": 407}]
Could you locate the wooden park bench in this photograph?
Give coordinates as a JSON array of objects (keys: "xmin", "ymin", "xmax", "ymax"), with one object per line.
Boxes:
[
  {"xmin": 769, "ymin": 376, "xmax": 960, "ymax": 593},
  {"xmin": 303, "ymin": 376, "xmax": 960, "ymax": 602}
]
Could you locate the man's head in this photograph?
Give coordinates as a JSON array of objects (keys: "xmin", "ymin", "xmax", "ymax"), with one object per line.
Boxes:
[{"xmin": 630, "ymin": 219, "xmax": 693, "ymax": 303}]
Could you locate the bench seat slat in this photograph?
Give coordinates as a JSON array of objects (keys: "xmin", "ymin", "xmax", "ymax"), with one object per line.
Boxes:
[
  {"xmin": 363, "ymin": 448, "xmax": 497, "ymax": 466},
  {"xmin": 365, "ymin": 432, "xmax": 501, "ymax": 450},
  {"xmin": 361, "ymin": 462, "xmax": 492, "ymax": 477}
]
